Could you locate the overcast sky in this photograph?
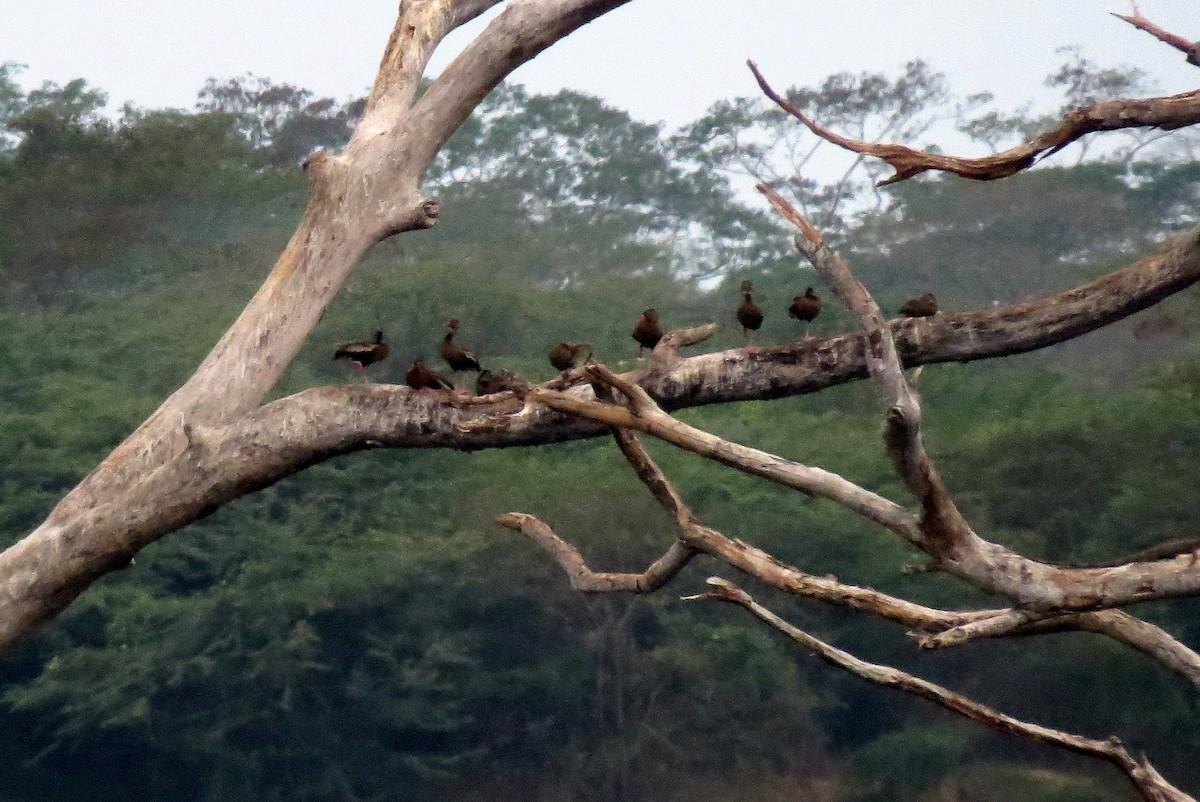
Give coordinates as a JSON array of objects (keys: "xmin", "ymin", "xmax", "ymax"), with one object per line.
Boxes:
[{"xmin": 2, "ymin": 1, "xmax": 1197, "ymax": 131}]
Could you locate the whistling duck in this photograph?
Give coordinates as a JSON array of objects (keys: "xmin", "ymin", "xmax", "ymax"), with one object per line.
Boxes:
[
  {"xmin": 899, "ymin": 293, "xmax": 938, "ymax": 318},
  {"xmin": 476, "ymin": 368, "xmax": 531, "ymax": 397},
  {"xmin": 406, "ymin": 359, "xmax": 454, "ymax": 391},
  {"xmin": 440, "ymin": 318, "xmax": 483, "ymax": 373},
  {"xmin": 548, "ymin": 342, "xmax": 593, "ymax": 372},
  {"xmin": 788, "ymin": 287, "xmax": 822, "ymax": 339},
  {"xmin": 631, "ymin": 309, "xmax": 663, "ymax": 357},
  {"xmin": 736, "ymin": 280, "xmax": 764, "ymax": 338},
  {"xmin": 333, "ymin": 330, "xmax": 390, "ymax": 381}
]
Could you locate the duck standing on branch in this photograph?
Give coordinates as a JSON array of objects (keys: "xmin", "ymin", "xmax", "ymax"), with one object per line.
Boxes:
[
  {"xmin": 899, "ymin": 292, "xmax": 938, "ymax": 318},
  {"xmin": 788, "ymin": 287, "xmax": 822, "ymax": 340},
  {"xmin": 631, "ymin": 309, "xmax": 663, "ymax": 357},
  {"xmin": 736, "ymin": 280, "xmax": 764, "ymax": 339},
  {"xmin": 439, "ymin": 318, "xmax": 483, "ymax": 374},
  {"xmin": 332, "ymin": 330, "xmax": 390, "ymax": 382},
  {"xmin": 406, "ymin": 359, "xmax": 454, "ymax": 392},
  {"xmin": 548, "ymin": 342, "xmax": 593, "ymax": 372}
]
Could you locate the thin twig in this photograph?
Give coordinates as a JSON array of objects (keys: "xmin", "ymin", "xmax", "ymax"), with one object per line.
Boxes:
[{"xmin": 496, "ymin": 512, "xmax": 694, "ymax": 592}]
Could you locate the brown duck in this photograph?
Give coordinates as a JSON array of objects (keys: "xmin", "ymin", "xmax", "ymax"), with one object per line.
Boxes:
[
  {"xmin": 736, "ymin": 280, "xmax": 764, "ymax": 338},
  {"xmin": 406, "ymin": 359, "xmax": 454, "ymax": 391},
  {"xmin": 548, "ymin": 342, "xmax": 593, "ymax": 372},
  {"xmin": 631, "ymin": 309, "xmax": 663, "ymax": 356},
  {"xmin": 333, "ymin": 330, "xmax": 390, "ymax": 380},
  {"xmin": 788, "ymin": 288, "xmax": 822, "ymax": 339},
  {"xmin": 899, "ymin": 293, "xmax": 938, "ymax": 318},
  {"xmin": 439, "ymin": 318, "xmax": 483, "ymax": 373}
]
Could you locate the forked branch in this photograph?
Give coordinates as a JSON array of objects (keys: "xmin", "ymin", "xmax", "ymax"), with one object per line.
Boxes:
[
  {"xmin": 696, "ymin": 579, "xmax": 1195, "ymax": 802},
  {"xmin": 497, "ymin": 419, "xmax": 993, "ymax": 630},
  {"xmin": 764, "ymin": 182, "xmax": 974, "ymax": 561},
  {"xmin": 513, "ymin": 367, "xmax": 1200, "ymax": 689},
  {"xmin": 758, "ymin": 183, "xmax": 1200, "ymax": 612},
  {"xmin": 496, "ymin": 512, "xmax": 695, "ymax": 592}
]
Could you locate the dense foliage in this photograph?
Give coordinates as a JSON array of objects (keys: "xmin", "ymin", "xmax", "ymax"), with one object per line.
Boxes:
[{"xmin": 0, "ymin": 59, "xmax": 1198, "ymax": 801}]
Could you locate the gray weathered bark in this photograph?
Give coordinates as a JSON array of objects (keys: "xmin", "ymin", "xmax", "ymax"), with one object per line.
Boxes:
[{"xmin": 0, "ymin": 0, "xmax": 633, "ymax": 650}]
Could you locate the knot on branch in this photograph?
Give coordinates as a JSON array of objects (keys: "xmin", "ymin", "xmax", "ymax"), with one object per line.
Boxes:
[
  {"xmin": 683, "ymin": 576, "xmax": 753, "ymax": 605},
  {"xmin": 884, "ymin": 405, "xmax": 908, "ymax": 430},
  {"xmin": 649, "ymin": 323, "xmax": 717, "ymax": 370},
  {"xmin": 418, "ymin": 197, "xmax": 440, "ymax": 229},
  {"xmin": 301, "ymin": 149, "xmax": 335, "ymax": 175},
  {"xmin": 372, "ymin": 196, "xmax": 442, "ymax": 241}
]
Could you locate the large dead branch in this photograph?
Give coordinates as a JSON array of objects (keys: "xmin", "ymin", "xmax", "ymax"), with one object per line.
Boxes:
[
  {"xmin": 501, "ymin": 403, "xmax": 1198, "ymax": 791},
  {"xmin": 0, "ymin": 210, "xmax": 1179, "ymax": 644},
  {"xmin": 513, "ymin": 364, "xmax": 1200, "ymax": 690},
  {"xmin": 763, "ymin": 182, "xmax": 1200, "ymax": 613},
  {"xmin": 0, "ymin": 0, "xmax": 633, "ymax": 651},
  {"xmin": 499, "ymin": 424, "xmax": 992, "ymax": 630},
  {"xmin": 0, "ymin": 5, "xmax": 1196, "ymax": 694},
  {"xmin": 697, "ymin": 579, "xmax": 1195, "ymax": 802},
  {"xmin": 3, "ymin": 220, "xmax": 1195, "ymax": 651},
  {"xmin": 748, "ymin": 60, "xmax": 1200, "ymax": 184},
  {"xmin": 767, "ymin": 183, "xmax": 974, "ymax": 562}
]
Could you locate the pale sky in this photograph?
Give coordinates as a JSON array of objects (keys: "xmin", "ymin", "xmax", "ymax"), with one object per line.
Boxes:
[{"xmin": 1, "ymin": 1, "xmax": 1197, "ymax": 132}]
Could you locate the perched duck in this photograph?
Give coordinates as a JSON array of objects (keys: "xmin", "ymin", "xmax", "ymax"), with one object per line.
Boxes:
[
  {"xmin": 631, "ymin": 308, "xmax": 663, "ymax": 356},
  {"xmin": 736, "ymin": 280, "xmax": 764, "ymax": 338},
  {"xmin": 476, "ymin": 368, "xmax": 531, "ymax": 397},
  {"xmin": 439, "ymin": 318, "xmax": 483, "ymax": 373},
  {"xmin": 899, "ymin": 293, "xmax": 938, "ymax": 318},
  {"xmin": 788, "ymin": 288, "xmax": 822, "ymax": 339},
  {"xmin": 548, "ymin": 342, "xmax": 593, "ymax": 372},
  {"xmin": 406, "ymin": 360, "xmax": 454, "ymax": 391},
  {"xmin": 333, "ymin": 330, "xmax": 390, "ymax": 380}
]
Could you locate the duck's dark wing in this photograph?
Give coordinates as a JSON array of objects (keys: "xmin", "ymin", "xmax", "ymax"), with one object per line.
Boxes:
[{"xmin": 738, "ymin": 299, "xmax": 764, "ymax": 330}]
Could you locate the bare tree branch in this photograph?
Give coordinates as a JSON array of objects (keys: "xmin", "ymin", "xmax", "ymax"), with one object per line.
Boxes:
[
  {"xmin": 748, "ymin": 60, "xmax": 1200, "ymax": 184},
  {"xmin": 919, "ymin": 608, "xmax": 1200, "ymax": 691},
  {"xmin": 1113, "ymin": 3, "xmax": 1200, "ymax": 67},
  {"xmin": 603, "ymin": 423, "xmax": 1004, "ymax": 630},
  {"xmin": 500, "ymin": 416, "xmax": 1200, "ymax": 689},
  {"xmin": 759, "ymin": 183, "xmax": 1200, "ymax": 614},
  {"xmin": 771, "ymin": 183, "xmax": 973, "ymax": 561},
  {"xmin": 497, "ymin": 468, "xmax": 989, "ymax": 632},
  {"xmin": 450, "ymin": 0, "xmax": 509, "ymax": 29},
  {"xmin": 697, "ymin": 578, "xmax": 1196, "ymax": 802},
  {"xmin": 607, "ymin": 428, "xmax": 694, "ymax": 526},
  {"xmin": 0, "ymin": 0, "xmax": 638, "ymax": 652},
  {"xmin": 496, "ymin": 512, "xmax": 695, "ymax": 591},
  {"xmin": 533, "ymin": 364, "xmax": 925, "ymax": 546},
  {"xmin": 408, "ymin": 0, "xmax": 634, "ymax": 172},
  {"xmin": 532, "ymin": 367, "xmax": 1200, "ymax": 691}
]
